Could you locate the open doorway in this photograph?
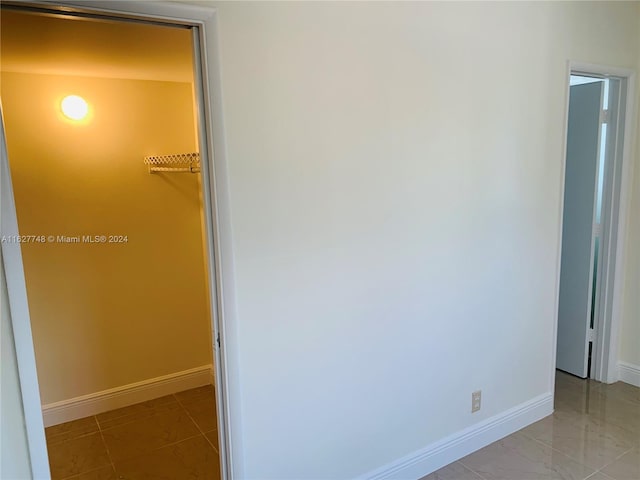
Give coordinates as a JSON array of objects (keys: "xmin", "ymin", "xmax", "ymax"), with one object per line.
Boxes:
[
  {"xmin": 556, "ymin": 67, "xmax": 632, "ymax": 383},
  {"xmin": 1, "ymin": 4, "xmax": 226, "ymax": 479}
]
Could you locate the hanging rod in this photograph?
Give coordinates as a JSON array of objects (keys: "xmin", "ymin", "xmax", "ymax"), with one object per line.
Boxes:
[{"xmin": 143, "ymin": 153, "xmax": 200, "ymax": 173}]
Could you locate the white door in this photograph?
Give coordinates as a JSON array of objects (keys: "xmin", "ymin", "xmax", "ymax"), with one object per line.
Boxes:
[{"xmin": 556, "ymin": 81, "xmax": 603, "ymax": 378}]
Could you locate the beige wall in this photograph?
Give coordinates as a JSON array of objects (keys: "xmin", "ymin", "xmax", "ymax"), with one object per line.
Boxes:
[{"xmin": 1, "ymin": 72, "xmax": 212, "ymax": 405}]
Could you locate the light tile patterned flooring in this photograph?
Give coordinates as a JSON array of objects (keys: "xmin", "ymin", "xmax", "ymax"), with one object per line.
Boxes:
[
  {"xmin": 45, "ymin": 385, "xmax": 220, "ymax": 480},
  {"xmin": 48, "ymin": 373, "xmax": 639, "ymax": 480},
  {"xmin": 423, "ymin": 371, "xmax": 640, "ymax": 480}
]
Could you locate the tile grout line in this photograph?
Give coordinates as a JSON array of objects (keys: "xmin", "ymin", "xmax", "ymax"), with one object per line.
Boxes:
[
  {"xmin": 455, "ymin": 459, "xmax": 490, "ymax": 480},
  {"xmin": 173, "ymin": 392, "xmax": 219, "ymax": 453},
  {"xmin": 517, "ymin": 414, "xmax": 637, "ymax": 475},
  {"xmin": 94, "ymin": 398, "xmax": 181, "ymax": 431},
  {"xmin": 47, "ymin": 417, "xmax": 114, "ymax": 480},
  {"xmin": 586, "ymin": 470, "xmax": 617, "ymax": 480},
  {"xmin": 46, "ymin": 422, "xmax": 102, "ymax": 447},
  {"xmin": 457, "ymin": 428, "xmax": 599, "ymax": 480},
  {"xmin": 96, "ymin": 394, "xmax": 204, "ymax": 466},
  {"xmin": 51, "ymin": 389, "xmax": 220, "ymax": 479},
  {"xmin": 100, "ymin": 431, "xmax": 206, "ymax": 472},
  {"xmin": 59, "ymin": 463, "xmax": 117, "ymax": 480},
  {"xmin": 94, "ymin": 414, "xmax": 119, "ymax": 477},
  {"xmin": 135, "ymin": 431, "xmax": 205, "ymax": 455},
  {"xmin": 517, "ymin": 430, "xmax": 601, "ymax": 475},
  {"xmin": 591, "ymin": 445, "xmax": 636, "ymax": 475},
  {"xmin": 110, "ymin": 432, "xmax": 206, "ymax": 465}
]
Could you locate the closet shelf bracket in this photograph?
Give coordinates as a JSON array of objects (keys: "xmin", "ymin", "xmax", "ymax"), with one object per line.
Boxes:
[{"xmin": 143, "ymin": 153, "xmax": 200, "ymax": 173}]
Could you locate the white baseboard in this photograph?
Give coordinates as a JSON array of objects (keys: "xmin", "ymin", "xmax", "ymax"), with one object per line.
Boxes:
[
  {"xmin": 359, "ymin": 393, "xmax": 553, "ymax": 480},
  {"xmin": 42, "ymin": 364, "xmax": 214, "ymax": 427},
  {"xmin": 618, "ymin": 361, "xmax": 640, "ymax": 387}
]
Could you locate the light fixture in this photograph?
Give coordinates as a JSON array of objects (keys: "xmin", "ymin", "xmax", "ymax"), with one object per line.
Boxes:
[{"xmin": 61, "ymin": 95, "xmax": 89, "ymax": 121}]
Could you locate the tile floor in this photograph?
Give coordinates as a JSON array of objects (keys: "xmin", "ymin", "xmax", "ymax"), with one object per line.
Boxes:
[
  {"xmin": 45, "ymin": 385, "xmax": 220, "ymax": 480},
  {"xmin": 423, "ymin": 371, "xmax": 640, "ymax": 480},
  {"xmin": 47, "ymin": 373, "xmax": 639, "ymax": 480}
]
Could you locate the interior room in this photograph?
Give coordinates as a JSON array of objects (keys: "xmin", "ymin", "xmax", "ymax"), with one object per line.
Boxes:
[
  {"xmin": 2, "ymin": 2, "xmax": 640, "ymax": 480},
  {"xmin": 1, "ymin": 8, "xmax": 221, "ymax": 479}
]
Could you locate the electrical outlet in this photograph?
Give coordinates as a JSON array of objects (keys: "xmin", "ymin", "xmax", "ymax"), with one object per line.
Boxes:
[{"xmin": 472, "ymin": 390, "xmax": 481, "ymax": 413}]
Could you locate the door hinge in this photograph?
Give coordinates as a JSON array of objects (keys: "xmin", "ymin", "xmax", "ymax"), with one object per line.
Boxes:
[
  {"xmin": 588, "ymin": 328, "xmax": 596, "ymax": 342},
  {"xmin": 593, "ymin": 222, "xmax": 602, "ymax": 236},
  {"xmin": 600, "ymin": 109, "xmax": 610, "ymax": 124},
  {"xmin": 216, "ymin": 333, "xmax": 221, "ymax": 348}
]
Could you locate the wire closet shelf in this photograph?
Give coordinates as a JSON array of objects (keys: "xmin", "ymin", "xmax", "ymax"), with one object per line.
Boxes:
[{"xmin": 144, "ymin": 153, "xmax": 200, "ymax": 173}]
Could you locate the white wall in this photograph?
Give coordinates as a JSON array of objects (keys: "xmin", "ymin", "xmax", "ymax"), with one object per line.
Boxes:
[
  {"xmin": 620, "ymin": 168, "xmax": 640, "ymax": 369},
  {"xmin": 619, "ymin": 10, "xmax": 640, "ymax": 372},
  {"xmin": 193, "ymin": 1, "xmax": 640, "ymax": 477},
  {"xmin": 619, "ymin": 158, "xmax": 640, "ymax": 371}
]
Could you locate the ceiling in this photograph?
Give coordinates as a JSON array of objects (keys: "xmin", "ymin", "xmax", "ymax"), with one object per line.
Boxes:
[{"xmin": 0, "ymin": 9, "xmax": 195, "ymax": 83}]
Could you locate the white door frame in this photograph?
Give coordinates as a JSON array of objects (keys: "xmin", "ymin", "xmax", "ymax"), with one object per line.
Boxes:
[
  {"xmin": 1, "ymin": 1, "xmax": 240, "ymax": 478},
  {"xmin": 553, "ymin": 61, "xmax": 636, "ymax": 387},
  {"xmin": 1, "ymin": 105, "xmax": 51, "ymax": 479}
]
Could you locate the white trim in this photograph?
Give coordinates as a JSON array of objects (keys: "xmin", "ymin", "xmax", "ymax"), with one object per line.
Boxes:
[
  {"xmin": 605, "ymin": 71, "xmax": 636, "ymax": 383},
  {"xmin": 359, "ymin": 393, "xmax": 553, "ymax": 480},
  {"xmin": 618, "ymin": 362, "xmax": 640, "ymax": 387},
  {"xmin": 1, "ymin": 108, "xmax": 51, "ymax": 479},
  {"xmin": 190, "ymin": 19, "xmax": 238, "ymax": 480},
  {"xmin": 550, "ymin": 61, "xmax": 573, "ymax": 395},
  {"xmin": 42, "ymin": 365, "xmax": 214, "ymax": 427},
  {"xmin": 40, "ymin": 0, "xmax": 214, "ymax": 21},
  {"xmin": 209, "ymin": 366, "xmax": 216, "ymax": 386}
]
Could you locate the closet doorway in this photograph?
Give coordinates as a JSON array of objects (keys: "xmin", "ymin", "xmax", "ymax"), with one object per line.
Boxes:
[
  {"xmin": 555, "ymin": 65, "xmax": 634, "ymax": 383},
  {"xmin": 0, "ymin": 3, "xmax": 228, "ymax": 479}
]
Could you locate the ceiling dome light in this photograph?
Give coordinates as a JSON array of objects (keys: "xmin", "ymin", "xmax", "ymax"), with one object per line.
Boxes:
[{"xmin": 61, "ymin": 95, "xmax": 89, "ymax": 121}]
